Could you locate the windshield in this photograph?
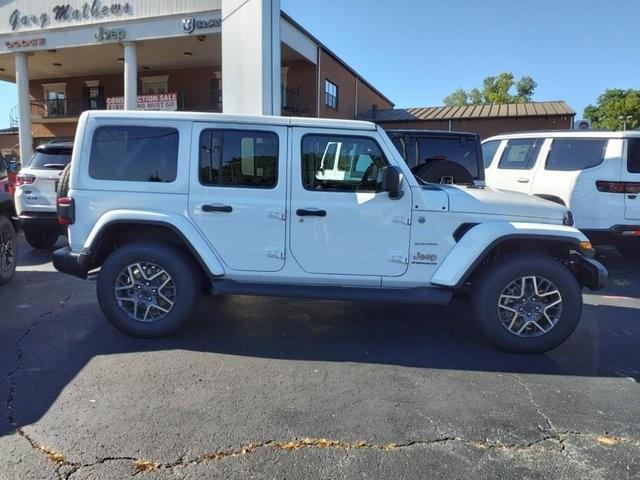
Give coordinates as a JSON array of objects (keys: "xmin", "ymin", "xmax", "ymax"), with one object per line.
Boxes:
[
  {"xmin": 417, "ymin": 137, "xmax": 480, "ymax": 179},
  {"xmin": 27, "ymin": 150, "xmax": 72, "ymax": 170}
]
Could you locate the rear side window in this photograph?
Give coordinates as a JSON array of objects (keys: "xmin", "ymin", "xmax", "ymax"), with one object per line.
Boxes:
[
  {"xmin": 28, "ymin": 149, "xmax": 72, "ymax": 170},
  {"xmin": 417, "ymin": 136, "xmax": 479, "ymax": 178},
  {"xmin": 482, "ymin": 140, "xmax": 501, "ymax": 168},
  {"xmin": 498, "ymin": 138, "xmax": 543, "ymax": 170},
  {"xmin": 89, "ymin": 126, "xmax": 178, "ymax": 182},
  {"xmin": 628, "ymin": 138, "xmax": 640, "ymax": 173},
  {"xmin": 199, "ymin": 129, "xmax": 278, "ymax": 188},
  {"xmin": 546, "ymin": 139, "xmax": 607, "ymax": 171}
]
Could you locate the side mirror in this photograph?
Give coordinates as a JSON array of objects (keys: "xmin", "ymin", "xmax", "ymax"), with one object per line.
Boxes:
[{"xmin": 382, "ymin": 165, "xmax": 404, "ymax": 199}]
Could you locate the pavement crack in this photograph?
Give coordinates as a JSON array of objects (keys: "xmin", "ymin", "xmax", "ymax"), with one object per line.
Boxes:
[{"xmin": 514, "ymin": 373, "xmax": 560, "ymax": 439}]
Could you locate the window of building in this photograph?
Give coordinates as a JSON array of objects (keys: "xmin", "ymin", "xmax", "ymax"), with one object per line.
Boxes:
[
  {"xmin": 199, "ymin": 130, "xmax": 278, "ymax": 188},
  {"xmin": 141, "ymin": 75, "xmax": 169, "ymax": 94},
  {"xmin": 627, "ymin": 138, "xmax": 640, "ymax": 173},
  {"xmin": 83, "ymin": 80, "xmax": 104, "ymax": 110},
  {"xmin": 482, "ymin": 140, "xmax": 501, "ymax": 168},
  {"xmin": 89, "ymin": 126, "xmax": 179, "ymax": 182},
  {"xmin": 325, "ymin": 80, "xmax": 338, "ymax": 109},
  {"xmin": 545, "ymin": 139, "xmax": 607, "ymax": 171},
  {"xmin": 498, "ymin": 138, "xmax": 543, "ymax": 170},
  {"xmin": 302, "ymin": 135, "xmax": 389, "ymax": 192},
  {"xmin": 42, "ymin": 83, "xmax": 67, "ymax": 117}
]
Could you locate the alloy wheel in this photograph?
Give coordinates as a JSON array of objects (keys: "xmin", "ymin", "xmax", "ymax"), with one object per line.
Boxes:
[
  {"xmin": 114, "ymin": 262, "xmax": 176, "ymax": 322},
  {"xmin": 0, "ymin": 229, "xmax": 14, "ymax": 272},
  {"xmin": 497, "ymin": 276, "xmax": 563, "ymax": 338}
]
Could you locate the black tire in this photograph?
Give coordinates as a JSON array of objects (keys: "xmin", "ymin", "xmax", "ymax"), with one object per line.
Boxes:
[
  {"xmin": 24, "ymin": 228, "xmax": 58, "ymax": 250},
  {"xmin": 97, "ymin": 242, "xmax": 200, "ymax": 337},
  {"xmin": 615, "ymin": 239, "xmax": 640, "ymax": 260},
  {"xmin": 413, "ymin": 160, "xmax": 474, "ymax": 185},
  {"xmin": 0, "ymin": 215, "xmax": 17, "ymax": 285},
  {"xmin": 471, "ymin": 254, "xmax": 582, "ymax": 353},
  {"xmin": 57, "ymin": 163, "xmax": 71, "ymax": 199}
]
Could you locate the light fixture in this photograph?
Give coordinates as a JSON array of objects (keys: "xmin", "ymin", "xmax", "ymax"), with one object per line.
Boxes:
[
  {"xmin": 142, "ymin": 66, "xmax": 151, "ymax": 70},
  {"xmin": 196, "ymin": 35, "xmax": 206, "ymax": 42},
  {"xmin": 0, "ymin": 68, "xmax": 5, "ymax": 72},
  {"xmin": 183, "ymin": 51, "xmax": 192, "ymax": 56},
  {"xmin": 117, "ymin": 57, "xmax": 124, "ymax": 62},
  {"xmin": 53, "ymin": 62, "xmax": 62, "ymax": 67},
  {"xmin": 47, "ymin": 49, "xmax": 57, "ymax": 53}
]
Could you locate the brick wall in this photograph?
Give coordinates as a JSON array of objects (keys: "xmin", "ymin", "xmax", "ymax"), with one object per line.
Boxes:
[
  {"xmin": 375, "ymin": 115, "xmax": 574, "ymax": 139},
  {"xmin": 283, "ymin": 60, "xmax": 317, "ymax": 117},
  {"xmin": 319, "ymin": 49, "xmax": 392, "ymax": 120}
]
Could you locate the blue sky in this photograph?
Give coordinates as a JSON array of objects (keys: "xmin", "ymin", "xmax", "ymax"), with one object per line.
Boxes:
[{"xmin": 1, "ymin": 0, "xmax": 639, "ymax": 128}]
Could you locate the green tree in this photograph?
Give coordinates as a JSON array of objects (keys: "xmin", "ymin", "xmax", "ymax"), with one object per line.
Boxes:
[
  {"xmin": 443, "ymin": 72, "xmax": 537, "ymax": 106},
  {"xmin": 584, "ymin": 89, "xmax": 640, "ymax": 130}
]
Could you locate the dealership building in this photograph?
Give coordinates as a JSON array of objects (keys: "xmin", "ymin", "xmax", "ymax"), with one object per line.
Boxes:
[{"xmin": 0, "ymin": 0, "xmax": 393, "ymax": 161}]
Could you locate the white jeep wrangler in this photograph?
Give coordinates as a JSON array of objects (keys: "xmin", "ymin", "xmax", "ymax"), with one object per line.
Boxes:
[{"xmin": 53, "ymin": 111, "xmax": 607, "ymax": 353}]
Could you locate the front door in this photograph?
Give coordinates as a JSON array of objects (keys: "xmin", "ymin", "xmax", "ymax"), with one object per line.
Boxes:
[
  {"xmin": 487, "ymin": 137, "xmax": 546, "ymax": 194},
  {"xmin": 289, "ymin": 128, "xmax": 412, "ymax": 279},
  {"xmin": 188, "ymin": 123, "xmax": 287, "ymax": 272},
  {"xmin": 625, "ymin": 138, "xmax": 640, "ymax": 221}
]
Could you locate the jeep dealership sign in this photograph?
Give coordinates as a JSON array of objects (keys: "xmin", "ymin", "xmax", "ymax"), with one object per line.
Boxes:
[{"xmin": 106, "ymin": 93, "xmax": 178, "ymax": 111}]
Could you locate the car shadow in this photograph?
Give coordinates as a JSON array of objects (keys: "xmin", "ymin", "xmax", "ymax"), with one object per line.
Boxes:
[
  {"xmin": 1, "ymin": 264, "xmax": 639, "ymax": 438},
  {"xmin": 13, "ymin": 235, "xmax": 67, "ymax": 267}
]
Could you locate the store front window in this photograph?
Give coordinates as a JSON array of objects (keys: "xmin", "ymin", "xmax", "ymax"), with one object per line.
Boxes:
[{"xmin": 141, "ymin": 75, "xmax": 169, "ymax": 94}]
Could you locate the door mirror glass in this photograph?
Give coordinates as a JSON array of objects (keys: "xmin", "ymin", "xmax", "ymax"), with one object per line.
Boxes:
[{"xmin": 382, "ymin": 165, "xmax": 404, "ymax": 199}]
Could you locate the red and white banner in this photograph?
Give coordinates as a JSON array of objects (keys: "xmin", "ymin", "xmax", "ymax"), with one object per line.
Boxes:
[{"xmin": 106, "ymin": 93, "xmax": 178, "ymax": 111}]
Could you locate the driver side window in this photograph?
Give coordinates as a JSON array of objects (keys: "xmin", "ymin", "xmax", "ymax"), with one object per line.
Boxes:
[{"xmin": 301, "ymin": 135, "xmax": 389, "ymax": 192}]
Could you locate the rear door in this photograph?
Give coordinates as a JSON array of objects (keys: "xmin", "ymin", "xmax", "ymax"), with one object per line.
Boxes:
[
  {"xmin": 531, "ymin": 137, "xmax": 609, "ymax": 208},
  {"xmin": 625, "ymin": 138, "xmax": 640, "ymax": 220},
  {"xmin": 188, "ymin": 123, "xmax": 288, "ymax": 272},
  {"xmin": 486, "ymin": 137, "xmax": 546, "ymax": 194}
]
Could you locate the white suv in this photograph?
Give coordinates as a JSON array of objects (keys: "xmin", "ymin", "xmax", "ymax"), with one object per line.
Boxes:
[
  {"xmin": 483, "ymin": 131, "xmax": 640, "ymax": 259},
  {"xmin": 15, "ymin": 141, "xmax": 72, "ymax": 249},
  {"xmin": 53, "ymin": 111, "xmax": 606, "ymax": 353}
]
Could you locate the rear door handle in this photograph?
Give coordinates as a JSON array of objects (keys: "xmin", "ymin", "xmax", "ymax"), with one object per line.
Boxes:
[
  {"xmin": 296, "ymin": 208, "xmax": 327, "ymax": 217},
  {"xmin": 202, "ymin": 204, "xmax": 233, "ymax": 213},
  {"xmin": 517, "ymin": 178, "xmax": 530, "ymax": 183}
]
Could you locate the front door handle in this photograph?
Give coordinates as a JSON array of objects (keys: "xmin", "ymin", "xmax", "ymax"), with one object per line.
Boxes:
[
  {"xmin": 517, "ymin": 178, "xmax": 530, "ymax": 183},
  {"xmin": 202, "ymin": 204, "xmax": 233, "ymax": 213},
  {"xmin": 296, "ymin": 208, "xmax": 327, "ymax": 217}
]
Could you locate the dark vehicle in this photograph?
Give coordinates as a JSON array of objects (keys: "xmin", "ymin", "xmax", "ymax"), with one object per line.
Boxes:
[
  {"xmin": 0, "ymin": 168, "xmax": 17, "ymax": 284},
  {"xmin": 387, "ymin": 129, "xmax": 484, "ymax": 185},
  {"xmin": 15, "ymin": 141, "xmax": 73, "ymax": 249}
]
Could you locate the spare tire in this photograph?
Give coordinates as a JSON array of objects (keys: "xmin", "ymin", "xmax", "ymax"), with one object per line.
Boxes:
[
  {"xmin": 57, "ymin": 163, "xmax": 71, "ymax": 199},
  {"xmin": 413, "ymin": 160, "xmax": 474, "ymax": 185}
]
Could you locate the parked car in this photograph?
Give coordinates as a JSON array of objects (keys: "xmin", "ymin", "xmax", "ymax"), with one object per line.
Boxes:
[
  {"xmin": 0, "ymin": 171, "xmax": 17, "ymax": 284},
  {"xmin": 387, "ymin": 129, "xmax": 484, "ymax": 186},
  {"xmin": 53, "ymin": 111, "xmax": 606, "ymax": 353},
  {"xmin": 483, "ymin": 131, "xmax": 640, "ymax": 259},
  {"xmin": 15, "ymin": 141, "xmax": 72, "ymax": 249}
]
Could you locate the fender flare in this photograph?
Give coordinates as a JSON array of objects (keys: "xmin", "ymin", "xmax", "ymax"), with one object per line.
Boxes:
[
  {"xmin": 84, "ymin": 210, "xmax": 226, "ymax": 277},
  {"xmin": 431, "ymin": 222, "xmax": 589, "ymax": 288}
]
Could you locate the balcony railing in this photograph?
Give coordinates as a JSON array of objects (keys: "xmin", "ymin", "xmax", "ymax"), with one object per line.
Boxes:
[{"xmin": 30, "ymin": 88, "xmax": 310, "ymax": 119}]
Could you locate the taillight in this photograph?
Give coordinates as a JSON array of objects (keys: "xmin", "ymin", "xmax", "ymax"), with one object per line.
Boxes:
[
  {"xmin": 596, "ymin": 181, "xmax": 640, "ymax": 194},
  {"xmin": 57, "ymin": 196, "xmax": 75, "ymax": 225},
  {"xmin": 16, "ymin": 173, "xmax": 35, "ymax": 186}
]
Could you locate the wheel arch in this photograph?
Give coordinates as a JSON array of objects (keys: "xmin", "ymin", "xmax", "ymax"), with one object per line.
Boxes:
[
  {"xmin": 83, "ymin": 215, "xmax": 225, "ymax": 280},
  {"xmin": 431, "ymin": 222, "xmax": 590, "ymax": 289}
]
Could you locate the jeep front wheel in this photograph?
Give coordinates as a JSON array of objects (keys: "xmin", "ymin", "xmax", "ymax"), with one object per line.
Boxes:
[
  {"xmin": 97, "ymin": 242, "xmax": 200, "ymax": 337},
  {"xmin": 471, "ymin": 254, "xmax": 582, "ymax": 353}
]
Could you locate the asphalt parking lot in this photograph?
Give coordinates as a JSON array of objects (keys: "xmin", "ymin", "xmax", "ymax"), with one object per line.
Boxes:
[{"xmin": 1, "ymin": 234, "xmax": 639, "ymax": 480}]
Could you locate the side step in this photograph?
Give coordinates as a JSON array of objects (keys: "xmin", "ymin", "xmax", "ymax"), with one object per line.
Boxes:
[{"xmin": 212, "ymin": 280, "xmax": 453, "ymax": 305}]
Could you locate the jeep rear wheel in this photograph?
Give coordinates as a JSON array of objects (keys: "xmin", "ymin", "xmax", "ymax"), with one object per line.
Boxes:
[
  {"xmin": 471, "ymin": 254, "xmax": 582, "ymax": 353},
  {"xmin": 97, "ymin": 242, "xmax": 200, "ymax": 337}
]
